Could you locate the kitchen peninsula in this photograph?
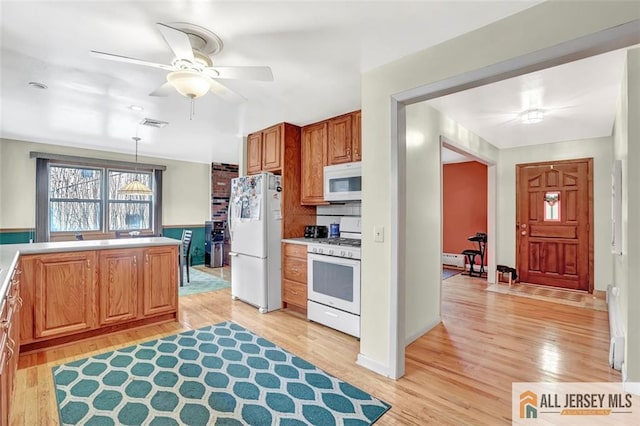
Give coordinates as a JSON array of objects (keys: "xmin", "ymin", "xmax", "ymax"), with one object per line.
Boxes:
[{"xmin": 1, "ymin": 237, "xmax": 180, "ymax": 353}]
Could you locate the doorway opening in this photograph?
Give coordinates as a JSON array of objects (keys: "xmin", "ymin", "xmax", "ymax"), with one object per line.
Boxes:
[{"xmin": 387, "ymin": 21, "xmax": 638, "ymax": 379}]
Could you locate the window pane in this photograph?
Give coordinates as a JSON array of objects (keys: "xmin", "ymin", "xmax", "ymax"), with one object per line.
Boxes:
[
  {"xmin": 50, "ymin": 201, "xmax": 101, "ymax": 231},
  {"xmin": 109, "ymin": 202, "xmax": 151, "ymax": 230},
  {"xmin": 49, "ymin": 166, "xmax": 101, "ymax": 199},
  {"xmin": 544, "ymin": 191, "xmax": 560, "ymax": 221},
  {"xmin": 108, "ymin": 170, "xmax": 152, "ymax": 200}
]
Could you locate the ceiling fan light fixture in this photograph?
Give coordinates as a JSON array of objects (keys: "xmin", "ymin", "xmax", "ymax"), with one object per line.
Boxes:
[
  {"xmin": 520, "ymin": 108, "xmax": 545, "ymax": 124},
  {"xmin": 166, "ymin": 70, "xmax": 210, "ymax": 99}
]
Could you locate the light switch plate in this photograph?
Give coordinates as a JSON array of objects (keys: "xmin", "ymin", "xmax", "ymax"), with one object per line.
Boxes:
[{"xmin": 374, "ymin": 226, "xmax": 384, "ymax": 242}]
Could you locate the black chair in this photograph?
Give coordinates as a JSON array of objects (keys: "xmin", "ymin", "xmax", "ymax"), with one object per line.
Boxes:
[
  {"xmin": 462, "ymin": 232, "xmax": 487, "ymax": 277},
  {"xmin": 180, "ymin": 230, "xmax": 193, "ymax": 286}
]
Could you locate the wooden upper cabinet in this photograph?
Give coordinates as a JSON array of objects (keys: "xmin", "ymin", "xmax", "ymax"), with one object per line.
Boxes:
[
  {"xmin": 98, "ymin": 249, "xmax": 139, "ymax": 326},
  {"xmin": 33, "ymin": 251, "xmax": 96, "ymax": 339},
  {"xmin": 301, "ymin": 122, "xmax": 329, "ymax": 205},
  {"xmin": 261, "ymin": 125, "xmax": 282, "ymax": 171},
  {"xmin": 327, "ymin": 114, "xmax": 353, "ymax": 165},
  {"xmin": 352, "ymin": 110, "xmax": 362, "ymax": 162},
  {"xmin": 247, "ymin": 132, "xmax": 263, "ymax": 175},
  {"xmin": 142, "ymin": 246, "xmax": 177, "ymax": 316}
]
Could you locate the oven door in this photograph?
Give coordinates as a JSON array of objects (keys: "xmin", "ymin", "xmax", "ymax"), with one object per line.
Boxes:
[{"xmin": 307, "ymin": 253, "xmax": 360, "ymax": 314}]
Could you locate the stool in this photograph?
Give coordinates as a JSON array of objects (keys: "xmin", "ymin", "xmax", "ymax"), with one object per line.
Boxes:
[
  {"xmin": 462, "ymin": 232, "xmax": 487, "ymax": 277},
  {"xmin": 496, "ymin": 264, "xmax": 517, "ymax": 286},
  {"xmin": 462, "ymin": 249, "xmax": 483, "ymax": 277}
]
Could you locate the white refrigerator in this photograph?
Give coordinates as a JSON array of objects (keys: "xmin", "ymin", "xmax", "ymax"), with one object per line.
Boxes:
[{"xmin": 228, "ymin": 173, "xmax": 283, "ymax": 313}]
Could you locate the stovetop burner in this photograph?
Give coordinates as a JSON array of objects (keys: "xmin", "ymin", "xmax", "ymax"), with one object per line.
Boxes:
[{"xmin": 313, "ymin": 237, "xmax": 361, "ymax": 247}]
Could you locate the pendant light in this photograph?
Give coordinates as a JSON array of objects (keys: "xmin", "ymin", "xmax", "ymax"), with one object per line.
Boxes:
[{"xmin": 119, "ymin": 136, "xmax": 153, "ymax": 196}]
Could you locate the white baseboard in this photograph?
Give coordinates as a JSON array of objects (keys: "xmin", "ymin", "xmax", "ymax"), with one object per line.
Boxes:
[
  {"xmin": 405, "ymin": 319, "xmax": 441, "ymax": 346},
  {"xmin": 623, "ymin": 381, "xmax": 640, "ymax": 396},
  {"xmin": 356, "ymin": 353, "xmax": 391, "ymax": 378}
]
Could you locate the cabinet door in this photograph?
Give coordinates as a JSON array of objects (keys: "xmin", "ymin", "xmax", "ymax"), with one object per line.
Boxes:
[
  {"xmin": 261, "ymin": 125, "xmax": 282, "ymax": 171},
  {"xmin": 98, "ymin": 249, "xmax": 139, "ymax": 325},
  {"xmin": 352, "ymin": 110, "xmax": 362, "ymax": 162},
  {"xmin": 301, "ymin": 122, "xmax": 329, "ymax": 205},
  {"xmin": 327, "ymin": 114, "xmax": 353, "ymax": 165},
  {"xmin": 247, "ymin": 132, "xmax": 263, "ymax": 174},
  {"xmin": 143, "ymin": 246, "xmax": 177, "ymax": 316},
  {"xmin": 34, "ymin": 252, "xmax": 96, "ymax": 339}
]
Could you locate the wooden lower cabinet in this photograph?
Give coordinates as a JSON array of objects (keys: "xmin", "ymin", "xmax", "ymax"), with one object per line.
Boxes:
[
  {"xmin": 33, "ymin": 251, "xmax": 97, "ymax": 339},
  {"xmin": 18, "ymin": 244, "xmax": 179, "ymax": 352},
  {"xmin": 282, "ymin": 243, "xmax": 308, "ymax": 312},
  {"xmin": 1, "ymin": 265, "xmax": 22, "ymax": 426},
  {"xmin": 143, "ymin": 246, "xmax": 178, "ymax": 316},
  {"xmin": 98, "ymin": 249, "xmax": 139, "ymax": 325}
]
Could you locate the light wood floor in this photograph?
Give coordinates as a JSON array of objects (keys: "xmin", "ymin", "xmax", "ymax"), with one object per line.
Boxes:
[{"xmin": 12, "ymin": 272, "xmax": 618, "ymax": 425}]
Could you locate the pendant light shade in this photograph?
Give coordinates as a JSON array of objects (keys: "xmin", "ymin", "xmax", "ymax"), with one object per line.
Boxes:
[
  {"xmin": 119, "ymin": 136, "xmax": 153, "ymax": 196},
  {"xmin": 119, "ymin": 179, "xmax": 153, "ymax": 195}
]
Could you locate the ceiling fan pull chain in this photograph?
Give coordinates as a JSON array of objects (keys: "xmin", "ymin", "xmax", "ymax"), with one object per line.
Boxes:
[{"xmin": 190, "ymin": 97, "xmax": 195, "ymax": 120}]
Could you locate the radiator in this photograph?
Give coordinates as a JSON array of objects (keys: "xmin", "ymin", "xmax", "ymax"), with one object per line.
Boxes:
[
  {"xmin": 442, "ymin": 253, "xmax": 465, "ymax": 268},
  {"xmin": 607, "ymin": 285, "xmax": 625, "ymax": 371}
]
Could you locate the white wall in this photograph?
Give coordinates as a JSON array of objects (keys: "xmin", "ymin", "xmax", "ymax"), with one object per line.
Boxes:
[
  {"xmin": 623, "ymin": 47, "xmax": 640, "ymax": 385},
  {"xmin": 497, "ymin": 137, "xmax": 613, "ymax": 291},
  {"xmin": 0, "ymin": 138, "xmax": 210, "ymax": 228},
  {"xmin": 404, "ymin": 102, "xmax": 498, "ymax": 344},
  {"xmin": 360, "ymin": 1, "xmax": 640, "ymax": 375}
]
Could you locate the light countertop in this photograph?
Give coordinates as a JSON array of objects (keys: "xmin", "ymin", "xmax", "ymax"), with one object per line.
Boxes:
[
  {"xmin": 0, "ymin": 237, "xmax": 181, "ymax": 311},
  {"xmin": 281, "ymin": 238, "xmax": 316, "ymax": 245}
]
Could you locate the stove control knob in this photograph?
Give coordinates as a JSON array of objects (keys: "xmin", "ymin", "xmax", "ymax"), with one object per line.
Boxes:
[
  {"xmin": 311, "ymin": 247, "xmax": 316, "ymax": 253},
  {"xmin": 347, "ymin": 252, "xmax": 353, "ymax": 258},
  {"xmin": 340, "ymin": 251, "xmax": 346, "ymax": 257},
  {"xmin": 317, "ymin": 248, "xmax": 323, "ymax": 254},
  {"xmin": 329, "ymin": 249, "xmax": 334, "ymax": 255}
]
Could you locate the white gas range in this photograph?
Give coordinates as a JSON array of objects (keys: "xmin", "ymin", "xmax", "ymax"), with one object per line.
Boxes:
[{"xmin": 307, "ymin": 217, "xmax": 361, "ymax": 338}]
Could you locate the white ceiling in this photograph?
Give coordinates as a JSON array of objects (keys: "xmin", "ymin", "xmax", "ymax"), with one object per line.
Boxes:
[
  {"xmin": 428, "ymin": 48, "xmax": 628, "ymax": 149},
  {"xmin": 0, "ymin": 1, "xmax": 542, "ymax": 164}
]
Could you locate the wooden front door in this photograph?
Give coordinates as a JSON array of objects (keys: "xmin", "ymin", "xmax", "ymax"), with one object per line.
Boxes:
[{"xmin": 516, "ymin": 159, "xmax": 593, "ymax": 292}]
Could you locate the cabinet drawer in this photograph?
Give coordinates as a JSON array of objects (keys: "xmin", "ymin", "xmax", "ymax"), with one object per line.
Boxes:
[
  {"xmin": 283, "ymin": 257, "xmax": 307, "ymax": 283},
  {"xmin": 283, "ymin": 279, "xmax": 307, "ymax": 308},
  {"xmin": 283, "ymin": 243, "xmax": 307, "ymax": 259}
]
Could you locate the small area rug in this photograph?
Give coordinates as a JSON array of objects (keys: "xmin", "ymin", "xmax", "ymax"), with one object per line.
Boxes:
[
  {"xmin": 486, "ymin": 283, "xmax": 607, "ymax": 311},
  {"xmin": 53, "ymin": 321, "xmax": 391, "ymax": 425},
  {"xmin": 442, "ymin": 268, "xmax": 462, "ymax": 280},
  {"xmin": 179, "ymin": 267, "xmax": 231, "ymax": 297}
]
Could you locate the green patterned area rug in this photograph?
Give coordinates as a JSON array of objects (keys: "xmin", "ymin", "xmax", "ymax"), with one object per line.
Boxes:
[
  {"xmin": 179, "ymin": 267, "xmax": 231, "ymax": 297},
  {"xmin": 53, "ymin": 321, "xmax": 391, "ymax": 425}
]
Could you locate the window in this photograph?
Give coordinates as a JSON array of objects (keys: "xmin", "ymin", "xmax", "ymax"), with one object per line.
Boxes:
[
  {"xmin": 107, "ymin": 171, "xmax": 152, "ymax": 231},
  {"xmin": 49, "ymin": 166, "xmax": 102, "ymax": 232},
  {"xmin": 34, "ymin": 153, "xmax": 164, "ymax": 241},
  {"xmin": 48, "ymin": 166, "xmax": 154, "ymax": 233}
]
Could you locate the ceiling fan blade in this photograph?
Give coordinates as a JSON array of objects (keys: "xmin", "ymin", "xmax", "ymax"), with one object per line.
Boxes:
[
  {"xmin": 209, "ymin": 79, "xmax": 247, "ymax": 103},
  {"xmin": 90, "ymin": 50, "xmax": 172, "ymax": 70},
  {"xmin": 149, "ymin": 81, "xmax": 174, "ymax": 97},
  {"xmin": 205, "ymin": 66, "xmax": 274, "ymax": 81},
  {"xmin": 156, "ymin": 23, "xmax": 194, "ymax": 61}
]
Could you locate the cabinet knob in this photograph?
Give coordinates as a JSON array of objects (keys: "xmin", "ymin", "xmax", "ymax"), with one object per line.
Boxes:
[
  {"xmin": 133, "ymin": 256, "xmax": 137, "ymax": 266},
  {"xmin": 86, "ymin": 259, "xmax": 91, "ymax": 268}
]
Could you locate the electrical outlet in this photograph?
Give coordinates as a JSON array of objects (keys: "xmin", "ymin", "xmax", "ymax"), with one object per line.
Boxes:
[{"xmin": 374, "ymin": 226, "xmax": 384, "ymax": 242}]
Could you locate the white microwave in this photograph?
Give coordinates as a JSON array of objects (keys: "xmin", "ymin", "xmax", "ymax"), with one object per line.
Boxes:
[{"xmin": 324, "ymin": 162, "xmax": 362, "ymax": 201}]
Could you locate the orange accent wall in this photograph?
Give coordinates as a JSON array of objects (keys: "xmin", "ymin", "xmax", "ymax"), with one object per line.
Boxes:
[{"xmin": 443, "ymin": 161, "xmax": 487, "ymax": 264}]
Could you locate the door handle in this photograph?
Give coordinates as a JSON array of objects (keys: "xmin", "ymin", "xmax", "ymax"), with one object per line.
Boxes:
[
  {"xmin": 521, "ymin": 231, "xmax": 527, "ymax": 236},
  {"xmin": 520, "ymin": 224, "xmax": 527, "ymax": 229}
]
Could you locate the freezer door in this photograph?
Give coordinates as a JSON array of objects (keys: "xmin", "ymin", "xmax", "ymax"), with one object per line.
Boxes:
[
  {"xmin": 229, "ymin": 175, "xmax": 267, "ymax": 258},
  {"xmin": 230, "ymin": 252, "xmax": 268, "ymax": 312}
]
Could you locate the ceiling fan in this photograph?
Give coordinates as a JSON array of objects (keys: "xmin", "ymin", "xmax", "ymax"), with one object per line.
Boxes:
[{"xmin": 90, "ymin": 22, "xmax": 273, "ymax": 103}]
